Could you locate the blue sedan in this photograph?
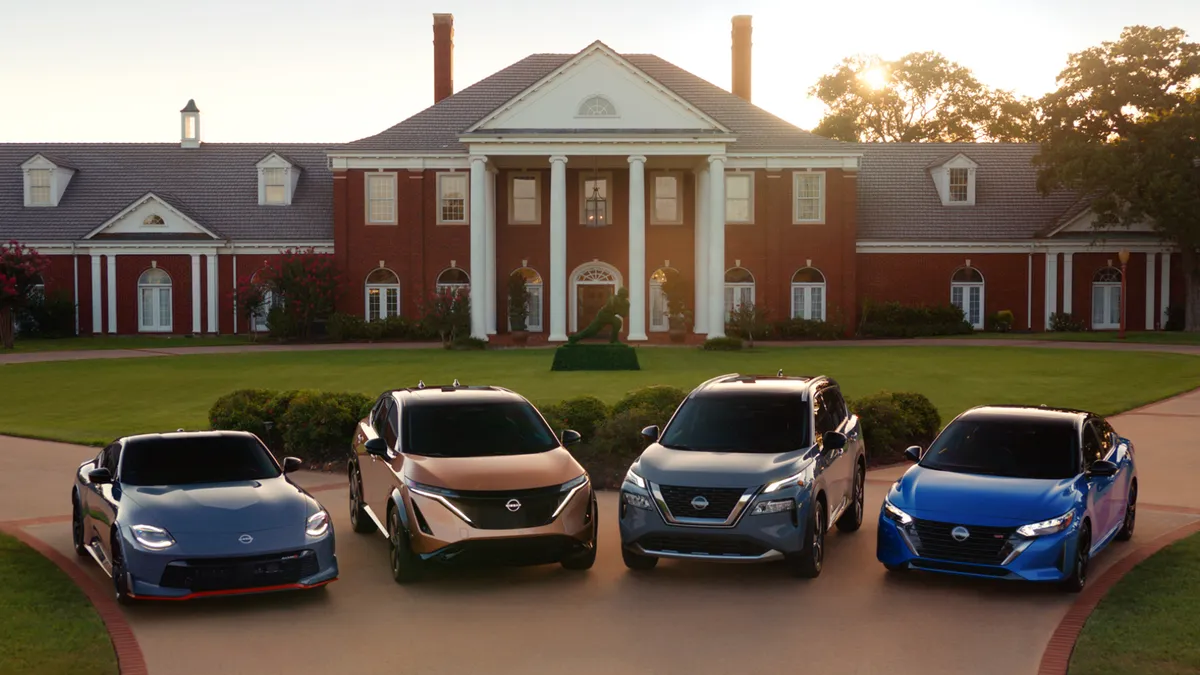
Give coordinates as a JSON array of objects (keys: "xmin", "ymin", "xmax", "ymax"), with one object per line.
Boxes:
[
  {"xmin": 876, "ymin": 405, "xmax": 1136, "ymax": 592},
  {"xmin": 71, "ymin": 431, "xmax": 338, "ymax": 603}
]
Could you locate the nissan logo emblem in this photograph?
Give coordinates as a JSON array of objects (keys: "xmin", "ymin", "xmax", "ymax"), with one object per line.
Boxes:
[
  {"xmin": 691, "ymin": 495, "xmax": 709, "ymax": 511},
  {"xmin": 951, "ymin": 526, "xmax": 970, "ymax": 542},
  {"xmin": 506, "ymin": 499, "xmax": 522, "ymax": 512},
  {"xmin": 238, "ymin": 534, "xmax": 254, "ymax": 544}
]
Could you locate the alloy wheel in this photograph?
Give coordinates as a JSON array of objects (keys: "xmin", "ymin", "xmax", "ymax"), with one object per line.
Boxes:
[
  {"xmin": 853, "ymin": 470, "xmax": 864, "ymax": 523},
  {"xmin": 812, "ymin": 507, "xmax": 825, "ymax": 572},
  {"xmin": 389, "ymin": 512, "xmax": 402, "ymax": 575},
  {"xmin": 349, "ymin": 470, "xmax": 361, "ymax": 528}
]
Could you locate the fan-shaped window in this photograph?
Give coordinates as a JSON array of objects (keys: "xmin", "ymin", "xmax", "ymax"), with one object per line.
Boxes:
[
  {"xmin": 577, "ymin": 95, "xmax": 616, "ymax": 117},
  {"xmin": 1091, "ymin": 267, "xmax": 1122, "ymax": 329},
  {"xmin": 723, "ymin": 267, "xmax": 755, "ymax": 320},
  {"xmin": 435, "ymin": 267, "xmax": 470, "ymax": 295},
  {"xmin": 950, "ymin": 266, "xmax": 985, "ymax": 329},
  {"xmin": 951, "ymin": 267, "xmax": 984, "ymax": 283},
  {"xmin": 137, "ymin": 268, "xmax": 172, "ymax": 332},
  {"xmin": 509, "ymin": 267, "xmax": 543, "ymax": 333},
  {"xmin": 1092, "ymin": 267, "xmax": 1122, "ymax": 284},
  {"xmin": 143, "ymin": 214, "xmax": 165, "ymax": 226},
  {"xmin": 791, "ymin": 267, "xmax": 827, "ymax": 321},
  {"xmin": 365, "ymin": 268, "xmax": 400, "ymax": 322}
]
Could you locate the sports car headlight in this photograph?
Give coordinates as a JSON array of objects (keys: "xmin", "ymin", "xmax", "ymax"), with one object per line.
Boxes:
[
  {"xmin": 623, "ymin": 468, "xmax": 646, "ymax": 490},
  {"xmin": 306, "ymin": 510, "xmax": 331, "ymax": 537},
  {"xmin": 764, "ymin": 469, "xmax": 807, "ymax": 494},
  {"xmin": 131, "ymin": 524, "xmax": 176, "ymax": 549},
  {"xmin": 1016, "ymin": 510, "xmax": 1074, "ymax": 538},
  {"xmin": 882, "ymin": 498, "xmax": 913, "ymax": 526}
]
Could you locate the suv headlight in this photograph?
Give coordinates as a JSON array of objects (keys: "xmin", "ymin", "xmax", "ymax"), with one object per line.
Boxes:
[
  {"xmin": 764, "ymin": 469, "xmax": 807, "ymax": 494},
  {"xmin": 1016, "ymin": 510, "xmax": 1074, "ymax": 538},
  {"xmin": 751, "ymin": 499, "xmax": 794, "ymax": 515},
  {"xmin": 306, "ymin": 510, "xmax": 331, "ymax": 537},
  {"xmin": 882, "ymin": 498, "xmax": 913, "ymax": 526},
  {"xmin": 131, "ymin": 524, "xmax": 176, "ymax": 549},
  {"xmin": 552, "ymin": 474, "xmax": 590, "ymax": 519},
  {"xmin": 623, "ymin": 468, "xmax": 646, "ymax": 490}
]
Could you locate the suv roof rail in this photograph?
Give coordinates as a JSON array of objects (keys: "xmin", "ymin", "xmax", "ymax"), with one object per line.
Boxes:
[{"xmin": 417, "ymin": 380, "xmax": 426, "ymax": 389}]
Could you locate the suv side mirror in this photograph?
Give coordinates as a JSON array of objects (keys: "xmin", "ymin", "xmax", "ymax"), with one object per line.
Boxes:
[
  {"xmin": 904, "ymin": 446, "xmax": 922, "ymax": 463},
  {"xmin": 560, "ymin": 429, "xmax": 582, "ymax": 447},
  {"xmin": 1087, "ymin": 459, "xmax": 1119, "ymax": 478},
  {"xmin": 641, "ymin": 425, "xmax": 660, "ymax": 441},
  {"xmin": 88, "ymin": 468, "xmax": 113, "ymax": 484},
  {"xmin": 822, "ymin": 431, "xmax": 847, "ymax": 451},
  {"xmin": 364, "ymin": 438, "xmax": 389, "ymax": 457},
  {"xmin": 282, "ymin": 457, "xmax": 303, "ymax": 474}
]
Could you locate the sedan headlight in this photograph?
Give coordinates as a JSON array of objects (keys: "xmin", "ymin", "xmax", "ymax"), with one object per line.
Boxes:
[
  {"xmin": 306, "ymin": 510, "xmax": 331, "ymax": 537},
  {"xmin": 623, "ymin": 468, "xmax": 646, "ymax": 490},
  {"xmin": 751, "ymin": 499, "xmax": 794, "ymax": 516},
  {"xmin": 763, "ymin": 469, "xmax": 807, "ymax": 494},
  {"xmin": 131, "ymin": 524, "xmax": 175, "ymax": 549},
  {"xmin": 882, "ymin": 498, "xmax": 913, "ymax": 526},
  {"xmin": 1016, "ymin": 510, "xmax": 1074, "ymax": 538}
]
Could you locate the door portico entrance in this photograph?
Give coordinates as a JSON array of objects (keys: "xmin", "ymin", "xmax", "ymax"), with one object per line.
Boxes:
[{"xmin": 570, "ymin": 261, "xmax": 622, "ymax": 333}]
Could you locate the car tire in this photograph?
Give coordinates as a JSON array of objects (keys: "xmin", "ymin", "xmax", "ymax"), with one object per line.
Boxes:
[
  {"xmin": 71, "ymin": 498, "xmax": 88, "ymax": 558},
  {"xmin": 836, "ymin": 461, "xmax": 866, "ymax": 533},
  {"xmin": 622, "ymin": 546, "xmax": 658, "ymax": 571},
  {"xmin": 1060, "ymin": 522, "xmax": 1091, "ymax": 593},
  {"xmin": 561, "ymin": 497, "xmax": 598, "ymax": 571},
  {"xmin": 111, "ymin": 538, "xmax": 134, "ymax": 605},
  {"xmin": 387, "ymin": 507, "xmax": 422, "ymax": 584},
  {"xmin": 1116, "ymin": 483, "xmax": 1136, "ymax": 541},
  {"xmin": 787, "ymin": 499, "xmax": 825, "ymax": 579},
  {"xmin": 348, "ymin": 464, "xmax": 375, "ymax": 534}
]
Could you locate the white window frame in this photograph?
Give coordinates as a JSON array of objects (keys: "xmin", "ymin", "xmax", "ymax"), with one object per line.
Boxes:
[
  {"xmin": 364, "ymin": 269, "xmax": 401, "ymax": 322},
  {"xmin": 790, "ymin": 269, "xmax": 827, "ymax": 321},
  {"xmin": 723, "ymin": 268, "xmax": 756, "ymax": 322},
  {"xmin": 949, "ymin": 168, "xmax": 970, "ymax": 203},
  {"xmin": 650, "ymin": 172, "xmax": 683, "ymax": 225},
  {"xmin": 137, "ymin": 268, "xmax": 173, "ymax": 333},
  {"xmin": 365, "ymin": 173, "xmax": 398, "ymax": 225},
  {"xmin": 436, "ymin": 172, "xmax": 469, "ymax": 225},
  {"xmin": 435, "ymin": 268, "xmax": 471, "ymax": 296},
  {"xmin": 793, "ymin": 171, "xmax": 826, "ymax": 224},
  {"xmin": 28, "ymin": 169, "xmax": 52, "ymax": 206},
  {"xmin": 262, "ymin": 168, "xmax": 287, "ymax": 205},
  {"xmin": 508, "ymin": 268, "xmax": 544, "ymax": 333},
  {"xmin": 508, "ymin": 173, "xmax": 542, "ymax": 225},
  {"xmin": 576, "ymin": 95, "xmax": 618, "ymax": 118},
  {"xmin": 578, "ymin": 171, "xmax": 613, "ymax": 226},
  {"xmin": 1091, "ymin": 268, "xmax": 1122, "ymax": 330},
  {"xmin": 725, "ymin": 172, "xmax": 754, "ymax": 224},
  {"xmin": 648, "ymin": 267, "xmax": 676, "ymax": 332},
  {"xmin": 950, "ymin": 278, "xmax": 985, "ymax": 330}
]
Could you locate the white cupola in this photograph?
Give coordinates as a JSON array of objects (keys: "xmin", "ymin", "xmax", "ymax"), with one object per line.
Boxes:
[{"xmin": 180, "ymin": 99, "xmax": 201, "ymax": 149}]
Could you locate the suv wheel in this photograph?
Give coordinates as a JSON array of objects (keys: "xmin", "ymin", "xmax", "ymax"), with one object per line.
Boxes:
[
  {"xmin": 787, "ymin": 500, "xmax": 825, "ymax": 579},
  {"xmin": 348, "ymin": 464, "xmax": 375, "ymax": 534},
  {"xmin": 561, "ymin": 497, "xmax": 598, "ymax": 571},
  {"xmin": 387, "ymin": 507, "xmax": 422, "ymax": 584},
  {"xmin": 622, "ymin": 546, "xmax": 658, "ymax": 571},
  {"xmin": 836, "ymin": 462, "xmax": 865, "ymax": 533}
]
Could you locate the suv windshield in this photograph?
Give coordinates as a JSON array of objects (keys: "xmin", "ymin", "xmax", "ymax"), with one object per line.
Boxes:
[
  {"xmin": 658, "ymin": 393, "xmax": 809, "ymax": 454},
  {"xmin": 121, "ymin": 436, "xmax": 281, "ymax": 486},
  {"xmin": 920, "ymin": 417, "xmax": 1079, "ymax": 479},
  {"xmin": 403, "ymin": 400, "xmax": 559, "ymax": 457}
]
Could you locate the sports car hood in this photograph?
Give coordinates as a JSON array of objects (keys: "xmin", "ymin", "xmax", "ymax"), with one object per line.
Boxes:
[
  {"xmin": 634, "ymin": 443, "xmax": 816, "ymax": 489},
  {"xmin": 121, "ymin": 477, "xmax": 309, "ymax": 534},
  {"xmin": 405, "ymin": 447, "xmax": 584, "ymax": 491},
  {"xmin": 891, "ymin": 465, "xmax": 1079, "ymax": 523}
]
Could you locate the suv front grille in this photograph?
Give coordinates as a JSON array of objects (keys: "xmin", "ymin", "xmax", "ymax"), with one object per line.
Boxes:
[
  {"xmin": 638, "ymin": 534, "xmax": 769, "ymax": 557},
  {"xmin": 159, "ymin": 550, "xmax": 318, "ymax": 591},
  {"xmin": 911, "ymin": 519, "xmax": 1016, "ymax": 565},
  {"xmin": 444, "ymin": 485, "xmax": 566, "ymax": 530},
  {"xmin": 658, "ymin": 485, "xmax": 746, "ymax": 520}
]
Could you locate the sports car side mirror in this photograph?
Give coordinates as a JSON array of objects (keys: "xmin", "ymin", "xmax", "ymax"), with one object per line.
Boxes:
[
  {"xmin": 88, "ymin": 468, "xmax": 113, "ymax": 484},
  {"xmin": 1087, "ymin": 460, "xmax": 1119, "ymax": 478},
  {"xmin": 364, "ymin": 438, "xmax": 389, "ymax": 457},
  {"xmin": 821, "ymin": 431, "xmax": 847, "ymax": 451},
  {"xmin": 904, "ymin": 446, "xmax": 922, "ymax": 463},
  {"xmin": 282, "ymin": 457, "xmax": 303, "ymax": 474},
  {"xmin": 560, "ymin": 429, "xmax": 582, "ymax": 447}
]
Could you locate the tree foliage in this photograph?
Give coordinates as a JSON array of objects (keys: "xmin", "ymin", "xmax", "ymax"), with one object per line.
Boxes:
[
  {"xmin": 0, "ymin": 241, "xmax": 51, "ymax": 349},
  {"xmin": 256, "ymin": 248, "xmax": 344, "ymax": 339},
  {"xmin": 1035, "ymin": 26, "xmax": 1200, "ymax": 329},
  {"xmin": 811, "ymin": 51, "xmax": 1034, "ymax": 142}
]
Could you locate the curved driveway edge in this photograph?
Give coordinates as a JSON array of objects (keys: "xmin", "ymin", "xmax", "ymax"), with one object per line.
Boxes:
[{"xmin": 0, "ymin": 517, "xmax": 149, "ymax": 675}]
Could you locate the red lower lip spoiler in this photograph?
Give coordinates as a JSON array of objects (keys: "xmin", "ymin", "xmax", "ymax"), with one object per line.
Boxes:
[{"xmin": 131, "ymin": 578, "xmax": 336, "ymax": 601}]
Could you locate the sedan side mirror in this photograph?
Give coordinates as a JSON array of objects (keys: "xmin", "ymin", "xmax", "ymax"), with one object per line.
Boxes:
[
  {"xmin": 364, "ymin": 438, "xmax": 389, "ymax": 457},
  {"xmin": 560, "ymin": 429, "xmax": 582, "ymax": 447},
  {"xmin": 282, "ymin": 457, "xmax": 303, "ymax": 474},
  {"xmin": 1087, "ymin": 459, "xmax": 1119, "ymax": 478},
  {"xmin": 821, "ymin": 431, "xmax": 847, "ymax": 451},
  {"xmin": 88, "ymin": 468, "xmax": 113, "ymax": 484},
  {"xmin": 641, "ymin": 425, "xmax": 660, "ymax": 441},
  {"xmin": 904, "ymin": 446, "xmax": 922, "ymax": 463}
]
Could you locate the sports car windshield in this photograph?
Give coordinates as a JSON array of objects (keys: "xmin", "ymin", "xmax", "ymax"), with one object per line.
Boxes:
[
  {"xmin": 658, "ymin": 393, "xmax": 809, "ymax": 454},
  {"xmin": 121, "ymin": 436, "xmax": 281, "ymax": 486},
  {"xmin": 920, "ymin": 417, "xmax": 1079, "ymax": 479},
  {"xmin": 403, "ymin": 401, "xmax": 559, "ymax": 457}
]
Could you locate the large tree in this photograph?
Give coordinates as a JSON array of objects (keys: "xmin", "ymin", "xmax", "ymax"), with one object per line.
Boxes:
[
  {"xmin": 0, "ymin": 241, "xmax": 50, "ymax": 349},
  {"xmin": 1035, "ymin": 26, "xmax": 1200, "ymax": 330},
  {"xmin": 810, "ymin": 51, "xmax": 1033, "ymax": 142}
]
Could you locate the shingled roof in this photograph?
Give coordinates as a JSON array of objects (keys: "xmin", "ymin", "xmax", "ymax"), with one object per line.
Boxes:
[
  {"xmin": 336, "ymin": 53, "xmax": 850, "ymax": 155},
  {"xmin": 0, "ymin": 144, "xmax": 333, "ymax": 243},
  {"xmin": 856, "ymin": 143, "xmax": 1083, "ymax": 241}
]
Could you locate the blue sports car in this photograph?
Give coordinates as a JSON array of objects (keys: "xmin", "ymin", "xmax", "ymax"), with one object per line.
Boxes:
[
  {"xmin": 876, "ymin": 405, "xmax": 1136, "ymax": 592},
  {"xmin": 71, "ymin": 431, "xmax": 338, "ymax": 603}
]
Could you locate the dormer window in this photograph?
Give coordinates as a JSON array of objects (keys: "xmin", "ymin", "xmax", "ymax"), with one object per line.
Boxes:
[
  {"xmin": 931, "ymin": 153, "xmax": 977, "ymax": 206},
  {"xmin": 264, "ymin": 168, "xmax": 286, "ymax": 204},
  {"xmin": 949, "ymin": 168, "xmax": 969, "ymax": 202},
  {"xmin": 28, "ymin": 169, "xmax": 51, "ymax": 206},
  {"xmin": 21, "ymin": 154, "xmax": 76, "ymax": 207},
  {"xmin": 256, "ymin": 152, "xmax": 301, "ymax": 206}
]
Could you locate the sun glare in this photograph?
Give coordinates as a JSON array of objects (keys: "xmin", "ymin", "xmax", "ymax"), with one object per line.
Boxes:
[{"xmin": 861, "ymin": 67, "xmax": 889, "ymax": 90}]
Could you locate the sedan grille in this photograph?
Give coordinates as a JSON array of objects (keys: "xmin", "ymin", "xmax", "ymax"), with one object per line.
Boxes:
[
  {"xmin": 658, "ymin": 485, "xmax": 747, "ymax": 521},
  {"xmin": 444, "ymin": 485, "xmax": 567, "ymax": 530},
  {"xmin": 637, "ymin": 534, "xmax": 769, "ymax": 557},
  {"xmin": 911, "ymin": 519, "xmax": 1016, "ymax": 565},
  {"xmin": 159, "ymin": 549, "xmax": 319, "ymax": 591}
]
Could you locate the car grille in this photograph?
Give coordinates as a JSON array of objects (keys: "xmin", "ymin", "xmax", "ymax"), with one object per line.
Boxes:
[
  {"xmin": 159, "ymin": 549, "xmax": 319, "ymax": 591},
  {"xmin": 911, "ymin": 519, "xmax": 1016, "ymax": 565},
  {"xmin": 911, "ymin": 559, "xmax": 1011, "ymax": 577},
  {"xmin": 444, "ymin": 485, "xmax": 567, "ymax": 530},
  {"xmin": 637, "ymin": 534, "xmax": 769, "ymax": 557},
  {"xmin": 658, "ymin": 485, "xmax": 747, "ymax": 521}
]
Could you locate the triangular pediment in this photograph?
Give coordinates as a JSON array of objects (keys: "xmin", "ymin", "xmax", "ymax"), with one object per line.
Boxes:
[
  {"xmin": 84, "ymin": 192, "xmax": 220, "ymax": 240},
  {"xmin": 1049, "ymin": 208, "xmax": 1155, "ymax": 237},
  {"xmin": 466, "ymin": 42, "xmax": 729, "ymax": 134}
]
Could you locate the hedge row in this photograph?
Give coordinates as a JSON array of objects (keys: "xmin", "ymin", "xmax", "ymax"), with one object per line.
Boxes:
[
  {"xmin": 209, "ymin": 389, "xmax": 373, "ymax": 464},
  {"xmin": 858, "ymin": 301, "xmax": 973, "ymax": 338}
]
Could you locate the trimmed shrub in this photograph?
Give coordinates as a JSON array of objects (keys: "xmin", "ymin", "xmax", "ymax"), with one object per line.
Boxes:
[
  {"xmin": 326, "ymin": 313, "xmax": 365, "ymax": 342},
  {"xmin": 986, "ymin": 310, "xmax": 1015, "ymax": 333},
  {"xmin": 582, "ymin": 405, "xmax": 659, "ymax": 486},
  {"xmin": 15, "ymin": 289, "xmax": 76, "ymax": 338},
  {"xmin": 849, "ymin": 391, "xmax": 941, "ymax": 465},
  {"xmin": 449, "ymin": 336, "xmax": 487, "ymax": 350},
  {"xmin": 1165, "ymin": 305, "xmax": 1184, "ymax": 331},
  {"xmin": 774, "ymin": 318, "xmax": 842, "ymax": 340},
  {"xmin": 1049, "ymin": 311, "xmax": 1086, "ymax": 332},
  {"xmin": 550, "ymin": 343, "xmax": 640, "ymax": 371},
  {"xmin": 266, "ymin": 306, "xmax": 299, "ymax": 339},
  {"xmin": 727, "ymin": 302, "xmax": 771, "ymax": 343},
  {"xmin": 702, "ymin": 336, "xmax": 743, "ymax": 351},
  {"xmin": 208, "ymin": 389, "xmax": 299, "ymax": 451},
  {"xmin": 611, "ymin": 385, "xmax": 687, "ymax": 426},
  {"xmin": 889, "ymin": 391, "xmax": 941, "ymax": 446},
  {"xmin": 540, "ymin": 396, "xmax": 609, "ymax": 442},
  {"xmin": 279, "ymin": 390, "xmax": 373, "ymax": 464},
  {"xmin": 363, "ymin": 319, "xmax": 387, "ymax": 341},
  {"xmin": 858, "ymin": 301, "xmax": 972, "ymax": 338}
]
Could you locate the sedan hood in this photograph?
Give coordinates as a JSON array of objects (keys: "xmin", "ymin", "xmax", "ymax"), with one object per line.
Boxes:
[
  {"xmin": 634, "ymin": 443, "xmax": 815, "ymax": 489},
  {"xmin": 892, "ymin": 466, "xmax": 1079, "ymax": 523},
  {"xmin": 405, "ymin": 448, "xmax": 583, "ymax": 491},
  {"xmin": 121, "ymin": 477, "xmax": 309, "ymax": 534}
]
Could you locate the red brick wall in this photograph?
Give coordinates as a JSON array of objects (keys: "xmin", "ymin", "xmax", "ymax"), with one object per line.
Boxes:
[{"xmin": 112, "ymin": 255, "xmax": 194, "ymax": 334}]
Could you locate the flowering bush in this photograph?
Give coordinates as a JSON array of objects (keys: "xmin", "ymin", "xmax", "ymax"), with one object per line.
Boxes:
[
  {"xmin": 420, "ymin": 287, "xmax": 470, "ymax": 346},
  {"xmin": 255, "ymin": 248, "xmax": 345, "ymax": 339},
  {"xmin": 232, "ymin": 276, "xmax": 270, "ymax": 339},
  {"xmin": 0, "ymin": 241, "xmax": 51, "ymax": 349}
]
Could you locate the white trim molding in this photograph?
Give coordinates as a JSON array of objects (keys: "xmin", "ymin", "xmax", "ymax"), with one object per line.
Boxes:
[
  {"xmin": 726, "ymin": 154, "xmax": 860, "ymax": 171},
  {"xmin": 466, "ymin": 140, "xmax": 729, "ymax": 157},
  {"xmin": 327, "ymin": 154, "xmax": 470, "ymax": 171}
]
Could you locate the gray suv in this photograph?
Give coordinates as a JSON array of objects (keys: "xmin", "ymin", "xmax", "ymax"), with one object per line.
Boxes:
[{"xmin": 619, "ymin": 373, "xmax": 866, "ymax": 578}]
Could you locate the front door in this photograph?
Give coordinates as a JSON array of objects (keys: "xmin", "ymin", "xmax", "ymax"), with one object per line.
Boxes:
[
  {"xmin": 1092, "ymin": 284, "xmax": 1121, "ymax": 330},
  {"xmin": 649, "ymin": 283, "xmax": 668, "ymax": 332},
  {"xmin": 577, "ymin": 285, "xmax": 615, "ymax": 337},
  {"xmin": 139, "ymin": 286, "xmax": 172, "ymax": 332}
]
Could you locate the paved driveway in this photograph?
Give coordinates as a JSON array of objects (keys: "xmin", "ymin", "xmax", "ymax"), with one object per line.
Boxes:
[{"xmin": 4, "ymin": 389, "xmax": 1199, "ymax": 675}]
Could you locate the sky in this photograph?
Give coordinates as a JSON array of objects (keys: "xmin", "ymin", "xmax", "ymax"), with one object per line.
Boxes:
[{"xmin": 1, "ymin": 0, "xmax": 1197, "ymax": 143}]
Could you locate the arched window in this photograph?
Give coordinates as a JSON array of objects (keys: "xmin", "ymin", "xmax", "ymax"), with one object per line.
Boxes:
[
  {"xmin": 142, "ymin": 214, "xmax": 165, "ymax": 226},
  {"xmin": 791, "ymin": 267, "xmax": 827, "ymax": 321},
  {"xmin": 1092, "ymin": 267, "xmax": 1122, "ymax": 330},
  {"xmin": 950, "ymin": 266, "xmax": 985, "ymax": 329},
  {"xmin": 249, "ymin": 269, "xmax": 281, "ymax": 333},
  {"xmin": 724, "ymin": 267, "xmax": 755, "ymax": 320},
  {"xmin": 509, "ymin": 267, "xmax": 543, "ymax": 333},
  {"xmin": 577, "ymin": 95, "xmax": 616, "ymax": 117},
  {"xmin": 365, "ymin": 268, "xmax": 400, "ymax": 322},
  {"xmin": 435, "ymin": 267, "xmax": 470, "ymax": 296},
  {"xmin": 648, "ymin": 267, "xmax": 677, "ymax": 332},
  {"xmin": 137, "ymin": 268, "xmax": 172, "ymax": 332}
]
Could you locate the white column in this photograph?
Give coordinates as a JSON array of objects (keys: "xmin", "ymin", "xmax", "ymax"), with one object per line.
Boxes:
[
  {"xmin": 468, "ymin": 155, "xmax": 489, "ymax": 341},
  {"xmin": 191, "ymin": 254, "xmax": 202, "ymax": 334},
  {"xmin": 1062, "ymin": 252, "xmax": 1074, "ymax": 315},
  {"xmin": 548, "ymin": 155, "xmax": 569, "ymax": 341},
  {"xmin": 1160, "ymin": 252, "xmax": 1171, "ymax": 329},
  {"xmin": 694, "ymin": 167, "xmax": 709, "ymax": 334},
  {"xmin": 627, "ymin": 155, "xmax": 648, "ymax": 341},
  {"xmin": 1044, "ymin": 252, "xmax": 1058, "ymax": 329},
  {"xmin": 105, "ymin": 254, "xmax": 117, "ymax": 334},
  {"xmin": 706, "ymin": 155, "xmax": 726, "ymax": 338},
  {"xmin": 231, "ymin": 254, "xmax": 239, "ymax": 334},
  {"xmin": 1146, "ymin": 252, "xmax": 1157, "ymax": 330},
  {"xmin": 90, "ymin": 255, "xmax": 102, "ymax": 334},
  {"xmin": 485, "ymin": 168, "xmax": 497, "ymax": 335},
  {"xmin": 206, "ymin": 253, "xmax": 218, "ymax": 334}
]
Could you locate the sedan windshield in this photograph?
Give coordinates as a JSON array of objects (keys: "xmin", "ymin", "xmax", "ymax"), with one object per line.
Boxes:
[
  {"xmin": 658, "ymin": 393, "xmax": 809, "ymax": 454},
  {"xmin": 121, "ymin": 436, "xmax": 281, "ymax": 486},
  {"xmin": 402, "ymin": 400, "xmax": 559, "ymax": 457},
  {"xmin": 920, "ymin": 417, "xmax": 1079, "ymax": 479}
]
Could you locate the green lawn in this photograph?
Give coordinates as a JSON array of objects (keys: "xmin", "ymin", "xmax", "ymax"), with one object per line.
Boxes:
[
  {"xmin": 0, "ymin": 533, "xmax": 118, "ymax": 675},
  {"xmin": 950, "ymin": 331, "xmax": 1200, "ymax": 345},
  {"xmin": 2, "ymin": 346, "xmax": 1199, "ymax": 446},
  {"xmin": 7, "ymin": 334, "xmax": 259, "ymax": 353},
  {"xmin": 1069, "ymin": 531, "xmax": 1200, "ymax": 675}
]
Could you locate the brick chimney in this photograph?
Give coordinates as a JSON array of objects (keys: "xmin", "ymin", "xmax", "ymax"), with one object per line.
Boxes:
[
  {"xmin": 731, "ymin": 15, "xmax": 752, "ymax": 102},
  {"xmin": 433, "ymin": 13, "xmax": 454, "ymax": 104}
]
